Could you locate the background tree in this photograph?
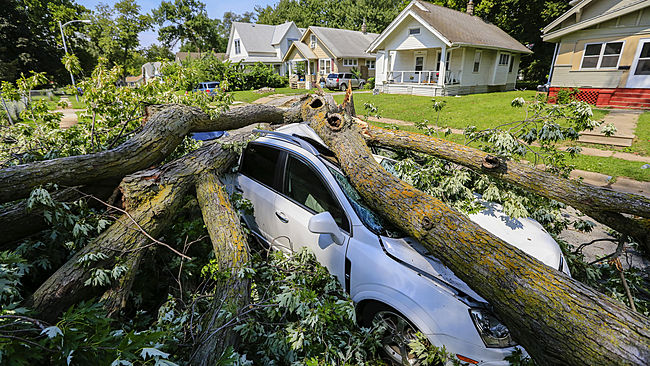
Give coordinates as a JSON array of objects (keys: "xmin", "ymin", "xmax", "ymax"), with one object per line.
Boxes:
[
  {"xmin": 255, "ymin": 0, "xmax": 410, "ymax": 33},
  {"xmin": 87, "ymin": 0, "xmax": 151, "ymax": 77},
  {"xmin": 143, "ymin": 44, "xmax": 175, "ymax": 62},
  {"xmin": 153, "ymin": 0, "xmax": 220, "ymax": 53},
  {"xmin": 0, "ymin": 0, "xmax": 91, "ymax": 84}
]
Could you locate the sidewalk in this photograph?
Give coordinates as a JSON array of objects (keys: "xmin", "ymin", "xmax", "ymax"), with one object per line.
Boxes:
[
  {"xmin": 57, "ymin": 96, "xmax": 82, "ymax": 129},
  {"xmin": 578, "ymin": 109, "xmax": 642, "ymax": 147}
]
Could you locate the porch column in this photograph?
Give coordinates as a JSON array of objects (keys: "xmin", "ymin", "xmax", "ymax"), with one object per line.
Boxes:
[
  {"xmin": 438, "ymin": 46, "xmax": 446, "ymax": 86},
  {"xmin": 306, "ymin": 60, "xmax": 311, "ymax": 90},
  {"xmin": 385, "ymin": 50, "xmax": 391, "ymax": 82}
]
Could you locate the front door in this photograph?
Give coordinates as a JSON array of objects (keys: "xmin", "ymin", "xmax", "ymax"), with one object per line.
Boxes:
[
  {"xmin": 273, "ymin": 154, "xmax": 350, "ymax": 284},
  {"xmin": 627, "ymin": 39, "xmax": 650, "ymax": 88}
]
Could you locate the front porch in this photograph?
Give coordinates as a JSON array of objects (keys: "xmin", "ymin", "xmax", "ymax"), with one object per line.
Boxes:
[{"xmin": 378, "ymin": 46, "xmax": 464, "ymax": 96}]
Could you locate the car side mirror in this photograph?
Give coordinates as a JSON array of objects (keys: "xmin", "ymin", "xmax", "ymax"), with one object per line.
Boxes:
[{"xmin": 308, "ymin": 212, "xmax": 345, "ymax": 245}]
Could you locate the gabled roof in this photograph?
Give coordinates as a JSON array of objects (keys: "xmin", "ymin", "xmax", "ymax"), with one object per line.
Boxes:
[
  {"xmin": 542, "ymin": 0, "xmax": 649, "ymax": 41},
  {"xmin": 228, "ymin": 21, "xmax": 299, "ymax": 54},
  {"xmin": 302, "ymin": 26, "xmax": 379, "ymax": 58},
  {"xmin": 368, "ymin": 0, "xmax": 531, "ymax": 54},
  {"xmin": 283, "ymin": 41, "xmax": 317, "ymax": 62}
]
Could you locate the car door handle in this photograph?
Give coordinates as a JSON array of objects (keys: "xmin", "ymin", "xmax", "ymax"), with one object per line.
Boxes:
[{"xmin": 275, "ymin": 211, "xmax": 289, "ymax": 223}]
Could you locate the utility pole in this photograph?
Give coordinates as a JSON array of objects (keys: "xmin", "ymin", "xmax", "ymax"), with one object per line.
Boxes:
[{"xmin": 59, "ymin": 19, "xmax": 91, "ymax": 102}]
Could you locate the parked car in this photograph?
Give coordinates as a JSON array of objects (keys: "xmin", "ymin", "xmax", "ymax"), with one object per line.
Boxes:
[
  {"xmin": 234, "ymin": 123, "xmax": 570, "ymax": 365},
  {"xmin": 325, "ymin": 73, "xmax": 365, "ymax": 91},
  {"xmin": 193, "ymin": 81, "xmax": 220, "ymax": 95}
]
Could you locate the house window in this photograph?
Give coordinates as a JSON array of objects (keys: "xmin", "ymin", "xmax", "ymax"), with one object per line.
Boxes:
[
  {"xmin": 499, "ymin": 53, "xmax": 510, "ymax": 65},
  {"xmin": 473, "ymin": 51, "xmax": 481, "ymax": 72},
  {"xmin": 310, "ymin": 34, "xmax": 317, "ymax": 49},
  {"xmin": 234, "ymin": 39, "xmax": 241, "ymax": 55},
  {"xmin": 409, "ymin": 28, "xmax": 421, "ymax": 35},
  {"xmin": 343, "ymin": 59, "xmax": 358, "ymax": 67},
  {"xmin": 415, "ymin": 56, "xmax": 424, "ymax": 71},
  {"xmin": 509, "ymin": 56, "xmax": 515, "ymax": 73},
  {"xmin": 634, "ymin": 42, "xmax": 650, "ymax": 75},
  {"xmin": 319, "ymin": 59, "xmax": 332, "ymax": 74},
  {"xmin": 366, "ymin": 59, "xmax": 375, "ymax": 69},
  {"xmin": 287, "ymin": 38, "xmax": 298, "ymax": 50},
  {"xmin": 436, "ymin": 51, "xmax": 450, "ymax": 71},
  {"xmin": 581, "ymin": 42, "xmax": 624, "ymax": 69}
]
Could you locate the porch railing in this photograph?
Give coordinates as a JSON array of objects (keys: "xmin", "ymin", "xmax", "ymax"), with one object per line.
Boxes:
[{"xmin": 386, "ymin": 70, "xmax": 461, "ymax": 85}]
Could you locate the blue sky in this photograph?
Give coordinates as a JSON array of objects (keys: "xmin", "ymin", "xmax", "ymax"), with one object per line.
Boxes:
[{"xmin": 77, "ymin": 0, "xmax": 277, "ymax": 49}]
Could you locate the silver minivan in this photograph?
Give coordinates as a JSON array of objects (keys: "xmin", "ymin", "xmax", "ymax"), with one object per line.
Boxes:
[{"xmin": 325, "ymin": 73, "xmax": 365, "ymax": 91}]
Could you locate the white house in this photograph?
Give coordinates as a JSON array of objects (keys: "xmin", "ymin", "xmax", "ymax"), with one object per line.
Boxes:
[
  {"xmin": 226, "ymin": 21, "xmax": 304, "ymax": 75},
  {"xmin": 368, "ymin": 0, "xmax": 533, "ymax": 96}
]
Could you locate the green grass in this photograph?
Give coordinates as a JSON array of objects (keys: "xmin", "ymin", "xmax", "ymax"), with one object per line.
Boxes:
[
  {"xmin": 68, "ymin": 98, "xmax": 87, "ymax": 110},
  {"xmin": 366, "ymin": 121, "xmax": 650, "ymax": 182},
  {"xmin": 336, "ymin": 91, "xmax": 609, "ymax": 131},
  {"xmin": 230, "ymin": 87, "xmax": 309, "ymax": 103},
  {"xmin": 626, "ymin": 112, "xmax": 650, "ymax": 156}
]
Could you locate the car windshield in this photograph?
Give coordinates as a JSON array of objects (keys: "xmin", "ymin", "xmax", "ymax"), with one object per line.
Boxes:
[{"xmin": 325, "ymin": 163, "xmax": 404, "ymax": 238}]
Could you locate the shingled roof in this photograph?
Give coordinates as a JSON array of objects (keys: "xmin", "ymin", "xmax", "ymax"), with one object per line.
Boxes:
[
  {"xmin": 368, "ymin": 0, "xmax": 531, "ymax": 54},
  {"xmin": 308, "ymin": 26, "xmax": 379, "ymax": 58}
]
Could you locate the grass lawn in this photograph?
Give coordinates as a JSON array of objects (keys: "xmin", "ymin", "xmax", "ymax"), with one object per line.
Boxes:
[
  {"xmin": 335, "ymin": 91, "xmax": 609, "ymax": 131},
  {"xmin": 68, "ymin": 98, "xmax": 87, "ymax": 110},
  {"xmin": 626, "ymin": 112, "xmax": 650, "ymax": 156},
  {"xmin": 366, "ymin": 120, "xmax": 650, "ymax": 182},
  {"xmin": 230, "ymin": 87, "xmax": 309, "ymax": 103}
]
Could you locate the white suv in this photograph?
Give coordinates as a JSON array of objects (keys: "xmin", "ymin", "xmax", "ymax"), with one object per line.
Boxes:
[{"xmin": 235, "ymin": 123, "xmax": 570, "ymax": 365}]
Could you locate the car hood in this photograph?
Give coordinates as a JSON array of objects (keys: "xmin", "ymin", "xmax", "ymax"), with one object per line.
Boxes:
[{"xmin": 381, "ymin": 201, "xmax": 563, "ymax": 303}]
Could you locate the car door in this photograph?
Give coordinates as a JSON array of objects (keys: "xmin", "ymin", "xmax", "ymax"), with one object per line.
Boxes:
[
  {"xmin": 272, "ymin": 153, "xmax": 350, "ymax": 284},
  {"xmin": 237, "ymin": 143, "xmax": 292, "ymax": 253}
]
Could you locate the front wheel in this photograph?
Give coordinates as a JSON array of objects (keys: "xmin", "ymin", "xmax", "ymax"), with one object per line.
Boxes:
[{"xmin": 363, "ymin": 303, "xmax": 426, "ymax": 365}]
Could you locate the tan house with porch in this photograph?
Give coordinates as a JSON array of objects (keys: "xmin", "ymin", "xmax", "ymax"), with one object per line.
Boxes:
[
  {"xmin": 368, "ymin": 0, "xmax": 532, "ymax": 96},
  {"xmin": 282, "ymin": 26, "xmax": 379, "ymax": 89},
  {"xmin": 543, "ymin": 0, "xmax": 650, "ymax": 108}
]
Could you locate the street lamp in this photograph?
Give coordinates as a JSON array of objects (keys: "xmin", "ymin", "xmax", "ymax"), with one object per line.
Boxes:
[{"xmin": 58, "ymin": 19, "xmax": 91, "ymax": 101}]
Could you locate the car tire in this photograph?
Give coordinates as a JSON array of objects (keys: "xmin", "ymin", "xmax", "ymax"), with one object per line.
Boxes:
[
  {"xmin": 362, "ymin": 302, "xmax": 430, "ymax": 365},
  {"xmin": 359, "ymin": 82, "xmax": 365, "ymax": 89},
  {"xmin": 339, "ymin": 83, "xmax": 347, "ymax": 91}
]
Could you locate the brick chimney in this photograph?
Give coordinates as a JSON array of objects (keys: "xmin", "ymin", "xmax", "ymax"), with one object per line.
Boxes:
[
  {"xmin": 467, "ymin": 0, "xmax": 474, "ymax": 16},
  {"xmin": 361, "ymin": 18, "xmax": 367, "ymax": 34}
]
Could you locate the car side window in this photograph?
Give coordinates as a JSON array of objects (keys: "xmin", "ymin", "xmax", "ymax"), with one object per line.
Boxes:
[
  {"xmin": 240, "ymin": 144, "xmax": 281, "ymax": 188},
  {"xmin": 285, "ymin": 155, "xmax": 349, "ymax": 232}
]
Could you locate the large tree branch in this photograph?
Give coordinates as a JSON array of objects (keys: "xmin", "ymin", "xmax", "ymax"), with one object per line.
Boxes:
[
  {"xmin": 361, "ymin": 124, "xmax": 650, "ymax": 249},
  {"xmin": 0, "ymin": 100, "xmax": 306, "ymax": 204},
  {"xmin": 25, "ymin": 126, "xmax": 259, "ymax": 320},
  {"xmin": 306, "ymin": 95, "xmax": 650, "ymax": 365}
]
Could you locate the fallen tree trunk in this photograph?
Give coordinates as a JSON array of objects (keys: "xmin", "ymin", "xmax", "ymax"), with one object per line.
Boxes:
[
  {"xmin": 0, "ymin": 101, "xmax": 304, "ymax": 204},
  {"xmin": 26, "ymin": 126, "xmax": 260, "ymax": 320},
  {"xmin": 0, "ymin": 183, "xmax": 118, "ymax": 246},
  {"xmin": 360, "ymin": 124, "xmax": 650, "ymax": 250},
  {"xmin": 190, "ymin": 170, "xmax": 250, "ymax": 366},
  {"xmin": 307, "ymin": 95, "xmax": 650, "ymax": 365}
]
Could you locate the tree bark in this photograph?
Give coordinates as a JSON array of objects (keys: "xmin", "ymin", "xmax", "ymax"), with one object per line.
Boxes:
[
  {"xmin": 0, "ymin": 183, "xmax": 118, "ymax": 246},
  {"xmin": 306, "ymin": 95, "xmax": 650, "ymax": 365},
  {"xmin": 360, "ymin": 125, "xmax": 650, "ymax": 250},
  {"xmin": 190, "ymin": 171, "xmax": 250, "ymax": 366},
  {"xmin": 0, "ymin": 101, "xmax": 305, "ymax": 204},
  {"xmin": 26, "ymin": 126, "xmax": 259, "ymax": 321}
]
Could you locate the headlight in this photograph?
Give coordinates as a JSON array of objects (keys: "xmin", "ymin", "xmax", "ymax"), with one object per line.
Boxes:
[{"xmin": 469, "ymin": 308, "xmax": 516, "ymax": 348}]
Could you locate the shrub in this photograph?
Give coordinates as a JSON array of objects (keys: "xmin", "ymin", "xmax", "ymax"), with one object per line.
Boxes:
[{"xmin": 366, "ymin": 77, "xmax": 375, "ymax": 89}]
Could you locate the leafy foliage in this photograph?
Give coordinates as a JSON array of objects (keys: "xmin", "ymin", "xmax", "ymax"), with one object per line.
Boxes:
[{"xmin": 234, "ymin": 249, "xmax": 383, "ymax": 365}]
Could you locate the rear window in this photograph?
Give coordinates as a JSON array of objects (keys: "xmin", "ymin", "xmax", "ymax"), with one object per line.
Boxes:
[
  {"xmin": 207, "ymin": 82, "xmax": 218, "ymax": 88},
  {"xmin": 240, "ymin": 144, "xmax": 281, "ymax": 188},
  {"xmin": 344, "ymin": 73, "xmax": 353, "ymax": 79},
  {"xmin": 327, "ymin": 73, "xmax": 338, "ymax": 78},
  {"xmin": 338, "ymin": 73, "xmax": 345, "ymax": 78}
]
